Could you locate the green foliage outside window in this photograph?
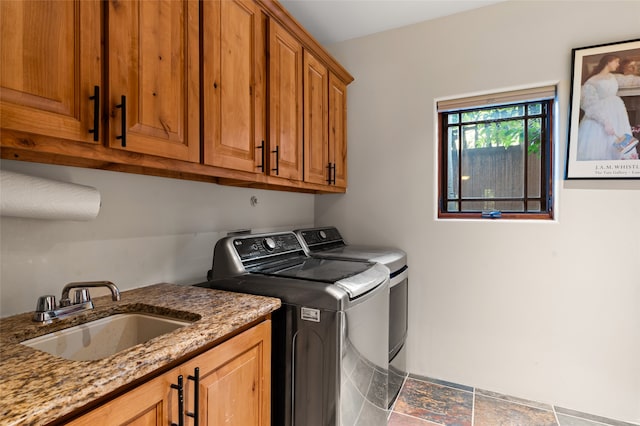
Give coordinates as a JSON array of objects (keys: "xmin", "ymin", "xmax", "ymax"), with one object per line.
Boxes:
[{"xmin": 449, "ymin": 103, "xmax": 543, "ymax": 154}]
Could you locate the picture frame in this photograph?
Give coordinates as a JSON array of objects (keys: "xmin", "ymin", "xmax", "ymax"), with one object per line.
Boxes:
[{"xmin": 566, "ymin": 39, "xmax": 640, "ymax": 179}]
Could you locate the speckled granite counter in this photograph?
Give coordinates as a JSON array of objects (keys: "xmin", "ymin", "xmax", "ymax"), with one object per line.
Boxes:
[{"xmin": 0, "ymin": 283, "xmax": 281, "ymax": 426}]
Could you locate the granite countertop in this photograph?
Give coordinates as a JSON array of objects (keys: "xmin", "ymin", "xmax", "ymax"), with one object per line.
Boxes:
[{"xmin": 0, "ymin": 283, "xmax": 281, "ymax": 426}]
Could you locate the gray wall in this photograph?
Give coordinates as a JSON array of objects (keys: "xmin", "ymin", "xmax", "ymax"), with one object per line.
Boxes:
[
  {"xmin": 319, "ymin": 1, "xmax": 640, "ymax": 423},
  {"xmin": 0, "ymin": 160, "xmax": 314, "ymax": 316}
]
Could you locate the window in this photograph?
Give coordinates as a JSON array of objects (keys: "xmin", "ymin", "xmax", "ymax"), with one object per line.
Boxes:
[{"xmin": 438, "ymin": 86, "xmax": 555, "ymax": 219}]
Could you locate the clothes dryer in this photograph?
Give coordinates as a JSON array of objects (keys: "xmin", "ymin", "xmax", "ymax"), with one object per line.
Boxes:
[{"xmin": 294, "ymin": 226, "xmax": 408, "ymax": 407}]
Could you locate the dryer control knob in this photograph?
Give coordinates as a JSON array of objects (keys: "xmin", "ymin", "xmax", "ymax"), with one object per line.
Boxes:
[
  {"xmin": 319, "ymin": 230, "xmax": 327, "ymax": 240},
  {"xmin": 263, "ymin": 237, "xmax": 276, "ymax": 251}
]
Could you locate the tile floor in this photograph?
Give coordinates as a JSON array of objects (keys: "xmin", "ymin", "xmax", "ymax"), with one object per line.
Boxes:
[{"xmin": 388, "ymin": 375, "xmax": 637, "ymax": 426}]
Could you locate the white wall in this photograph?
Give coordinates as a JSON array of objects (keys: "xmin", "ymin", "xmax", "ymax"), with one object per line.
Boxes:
[
  {"xmin": 318, "ymin": 1, "xmax": 640, "ymax": 423},
  {"xmin": 0, "ymin": 160, "xmax": 314, "ymax": 316}
]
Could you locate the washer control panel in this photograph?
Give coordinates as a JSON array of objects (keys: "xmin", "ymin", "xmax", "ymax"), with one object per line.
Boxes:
[
  {"xmin": 233, "ymin": 232, "xmax": 302, "ymax": 261},
  {"xmin": 299, "ymin": 227, "xmax": 343, "ymax": 247}
]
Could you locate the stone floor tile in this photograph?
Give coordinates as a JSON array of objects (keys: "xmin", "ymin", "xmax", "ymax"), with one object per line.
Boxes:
[
  {"xmin": 390, "ymin": 377, "xmax": 635, "ymax": 426},
  {"xmin": 393, "ymin": 377, "xmax": 472, "ymax": 426},
  {"xmin": 476, "ymin": 388, "xmax": 554, "ymax": 411},
  {"xmin": 473, "ymin": 393, "xmax": 558, "ymax": 426}
]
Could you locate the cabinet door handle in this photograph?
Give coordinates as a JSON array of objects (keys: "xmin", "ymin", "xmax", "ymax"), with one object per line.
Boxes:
[
  {"xmin": 256, "ymin": 141, "xmax": 265, "ymax": 171},
  {"xmin": 115, "ymin": 95, "xmax": 127, "ymax": 147},
  {"xmin": 187, "ymin": 367, "xmax": 200, "ymax": 426},
  {"xmin": 88, "ymin": 86, "xmax": 100, "ymax": 142},
  {"xmin": 272, "ymin": 146, "xmax": 279, "ymax": 175},
  {"xmin": 170, "ymin": 375, "xmax": 185, "ymax": 426},
  {"xmin": 326, "ymin": 163, "xmax": 336, "ymax": 184}
]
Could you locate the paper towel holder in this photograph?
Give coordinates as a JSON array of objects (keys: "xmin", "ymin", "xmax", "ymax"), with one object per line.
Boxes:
[{"xmin": 0, "ymin": 170, "xmax": 102, "ymax": 221}]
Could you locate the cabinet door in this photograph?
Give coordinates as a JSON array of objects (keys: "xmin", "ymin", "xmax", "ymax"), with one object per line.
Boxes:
[
  {"xmin": 202, "ymin": 0, "xmax": 265, "ymax": 173},
  {"xmin": 66, "ymin": 321, "xmax": 270, "ymax": 426},
  {"xmin": 269, "ymin": 21, "xmax": 303, "ymax": 180},
  {"xmin": 65, "ymin": 369, "xmax": 180, "ymax": 426},
  {"xmin": 107, "ymin": 0, "xmax": 199, "ymax": 162},
  {"xmin": 0, "ymin": 0, "xmax": 101, "ymax": 144},
  {"xmin": 329, "ymin": 73, "xmax": 348, "ymax": 188},
  {"xmin": 186, "ymin": 320, "xmax": 271, "ymax": 426},
  {"xmin": 303, "ymin": 51, "xmax": 329, "ymax": 185}
]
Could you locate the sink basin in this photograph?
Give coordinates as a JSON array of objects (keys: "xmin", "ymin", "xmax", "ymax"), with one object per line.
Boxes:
[{"xmin": 21, "ymin": 313, "xmax": 194, "ymax": 361}]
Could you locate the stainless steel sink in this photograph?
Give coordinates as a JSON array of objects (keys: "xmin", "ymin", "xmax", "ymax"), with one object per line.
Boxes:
[{"xmin": 21, "ymin": 313, "xmax": 194, "ymax": 361}]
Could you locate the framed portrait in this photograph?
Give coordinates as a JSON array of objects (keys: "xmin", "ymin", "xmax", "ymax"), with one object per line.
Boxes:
[{"xmin": 566, "ymin": 39, "xmax": 640, "ymax": 179}]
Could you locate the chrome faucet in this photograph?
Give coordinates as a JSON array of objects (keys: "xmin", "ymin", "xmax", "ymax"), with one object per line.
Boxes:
[
  {"xmin": 33, "ymin": 281, "xmax": 121, "ymax": 323},
  {"xmin": 60, "ymin": 281, "xmax": 121, "ymax": 306}
]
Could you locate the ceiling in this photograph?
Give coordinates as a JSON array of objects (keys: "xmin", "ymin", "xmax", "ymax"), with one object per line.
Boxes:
[{"xmin": 279, "ymin": 0, "xmax": 505, "ymax": 45}]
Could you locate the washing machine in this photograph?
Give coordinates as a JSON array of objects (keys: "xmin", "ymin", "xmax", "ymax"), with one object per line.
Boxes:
[
  {"xmin": 294, "ymin": 226, "xmax": 408, "ymax": 407},
  {"xmin": 197, "ymin": 231, "xmax": 390, "ymax": 425}
]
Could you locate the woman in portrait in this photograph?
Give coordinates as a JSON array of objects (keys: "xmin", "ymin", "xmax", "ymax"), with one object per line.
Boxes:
[{"xmin": 577, "ymin": 54, "xmax": 640, "ymax": 161}]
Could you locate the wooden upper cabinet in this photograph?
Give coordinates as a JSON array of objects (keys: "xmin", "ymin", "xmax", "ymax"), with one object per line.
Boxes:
[
  {"xmin": 329, "ymin": 73, "xmax": 347, "ymax": 188},
  {"xmin": 268, "ymin": 20, "xmax": 303, "ymax": 181},
  {"xmin": 0, "ymin": 0, "xmax": 102, "ymax": 144},
  {"xmin": 303, "ymin": 50, "xmax": 329, "ymax": 186},
  {"xmin": 107, "ymin": 0, "xmax": 199, "ymax": 162},
  {"xmin": 303, "ymin": 51, "xmax": 348, "ymax": 188},
  {"xmin": 202, "ymin": 0, "xmax": 265, "ymax": 173},
  {"xmin": 0, "ymin": 0, "xmax": 351, "ymax": 193}
]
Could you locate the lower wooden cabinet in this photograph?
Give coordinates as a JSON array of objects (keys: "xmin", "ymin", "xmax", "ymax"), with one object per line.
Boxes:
[{"xmin": 66, "ymin": 320, "xmax": 271, "ymax": 426}]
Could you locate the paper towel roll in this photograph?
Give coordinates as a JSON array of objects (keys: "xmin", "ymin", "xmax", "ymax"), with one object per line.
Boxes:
[{"xmin": 0, "ymin": 170, "xmax": 101, "ymax": 220}]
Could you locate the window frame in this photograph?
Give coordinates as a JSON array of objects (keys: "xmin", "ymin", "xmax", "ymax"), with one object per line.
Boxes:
[{"xmin": 437, "ymin": 97, "xmax": 555, "ymax": 220}]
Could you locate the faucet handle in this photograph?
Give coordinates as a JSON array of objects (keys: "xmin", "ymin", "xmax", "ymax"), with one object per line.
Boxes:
[
  {"xmin": 36, "ymin": 295, "xmax": 56, "ymax": 312},
  {"xmin": 74, "ymin": 288, "xmax": 92, "ymax": 304}
]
